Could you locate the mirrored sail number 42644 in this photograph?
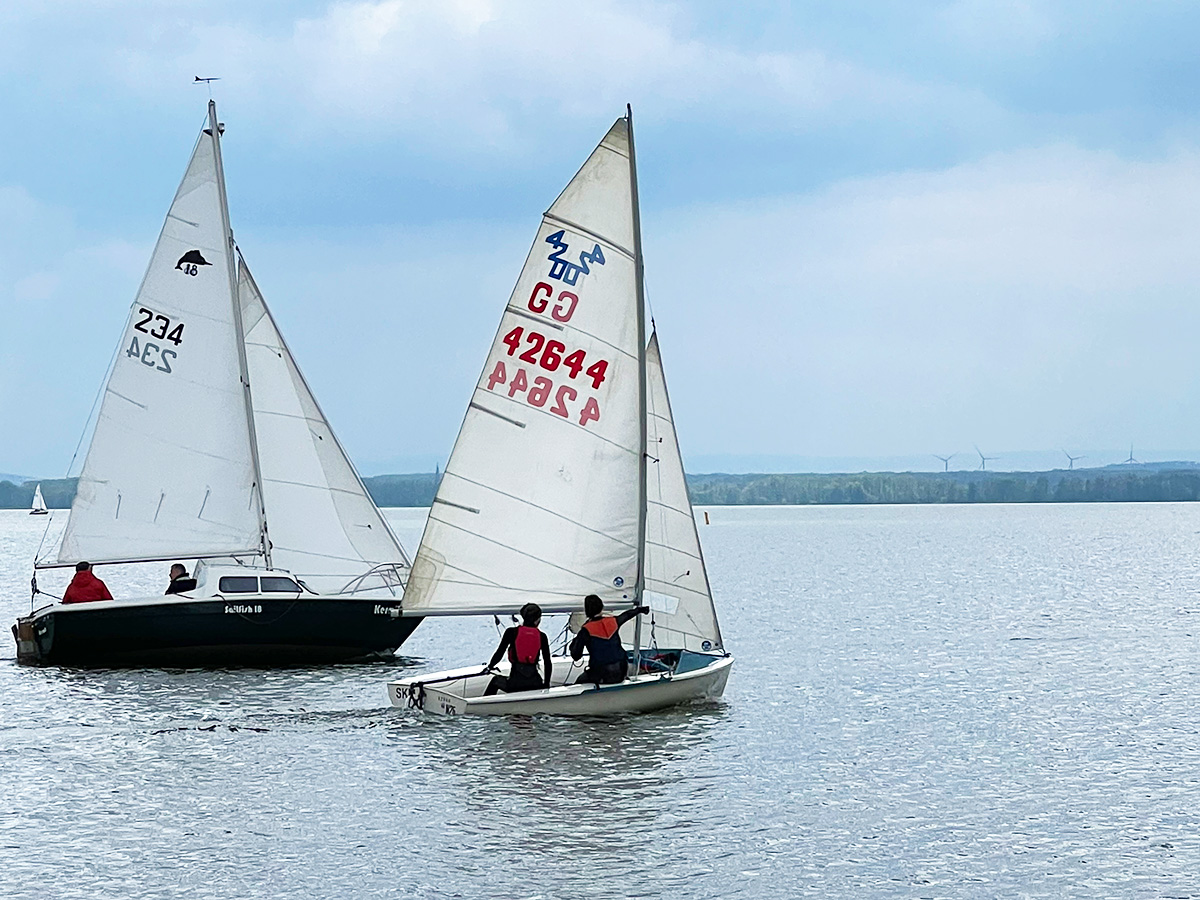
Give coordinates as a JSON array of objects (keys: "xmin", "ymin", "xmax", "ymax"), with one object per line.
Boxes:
[{"xmin": 126, "ymin": 307, "xmax": 184, "ymax": 374}]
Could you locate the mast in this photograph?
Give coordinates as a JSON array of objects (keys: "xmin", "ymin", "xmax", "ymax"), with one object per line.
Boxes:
[
  {"xmin": 209, "ymin": 100, "xmax": 272, "ymax": 567},
  {"xmin": 627, "ymin": 104, "xmax": 648, "ymax": 667}
]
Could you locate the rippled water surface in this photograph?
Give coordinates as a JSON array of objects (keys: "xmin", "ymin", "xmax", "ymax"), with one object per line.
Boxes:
[{"xmin": 3, "ymin": 504, "xmax": 1200, "ymax": 898}]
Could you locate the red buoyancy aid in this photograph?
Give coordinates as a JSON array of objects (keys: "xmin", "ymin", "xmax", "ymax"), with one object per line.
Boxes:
[{"xmin": 510, "ymin": 626, "xmax": 542, "ymax": 665}]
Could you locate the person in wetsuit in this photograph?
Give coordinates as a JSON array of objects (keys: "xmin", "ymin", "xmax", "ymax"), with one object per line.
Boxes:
[
  {"xmin": 484, "ymin": 602, "xmax": 553, "ymax": 695},
  {"xmin": 569, "ymin": 594, "xmax": 649, "ymax": 686}
]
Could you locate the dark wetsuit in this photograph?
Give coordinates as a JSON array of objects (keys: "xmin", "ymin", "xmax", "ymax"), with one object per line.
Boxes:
[
  {"xmin": 485, "ymin": 626, "xmax": 552, "ymax": 695},
  {"xmin": 569, "ymin": 607, "xmax": 645, "ymax": 686}
]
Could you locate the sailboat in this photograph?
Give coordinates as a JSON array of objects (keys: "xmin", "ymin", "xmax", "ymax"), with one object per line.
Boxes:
[
  {"xmin": 388, "ymin": 108, "xmax": 732, "ymax": 715},
  {"xmin": 11, "ymin": 102, "xmax": 419, "ymax": 665},
  {"xmin": 29, "ymin": 484, "xmax": 48, "ymax": 516}
]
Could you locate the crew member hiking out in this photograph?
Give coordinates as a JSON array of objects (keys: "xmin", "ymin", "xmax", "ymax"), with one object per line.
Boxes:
[
  {"xmin": 569, "ymin": 594, "xmax": 649, "ymax": 686},
  {"xmin": 484, "ymin": 602, "xmax": 552, "ymax": 695},
  {"xmin": 62, "ymin": 561, "xmax": 113, "ymax": 604}
]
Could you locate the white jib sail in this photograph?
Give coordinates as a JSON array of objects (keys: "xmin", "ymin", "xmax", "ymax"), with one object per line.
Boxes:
[
  {"xmin": 31, "ymin": 484, "xmax": 47, "ymax": 513},
  {"xmin": 238, "ymin": 258, "xmax": 410, "ymax": 593},
  {"xmin": 404, "ymin": 118, "xmax": 641, "ymax": 615},
  {"xmin": 639, "ymin": 332, "xmax": 723, "ymax": 651},
  {"xmin": 53, "ymin": 122, "xmax": 260, "ymax": 566}
]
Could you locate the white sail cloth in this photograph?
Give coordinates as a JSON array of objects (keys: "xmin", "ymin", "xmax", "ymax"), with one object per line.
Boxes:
[
  {"xmin": 239, "ymin": 260, "xmax": 409, "ymax": 593},
  {"xmin": 31, "ymin": 485, "xmax": 47, "ymax": 514},
  {"xmin": 54, "ymin": 125, "xmax": 260, "ymax": 565},
  {"xmin": 405, "ymin": 118, "xmax": 642, "ymax": 614},
  {"xmin": 640, "ymin": 333, "xmax": 723, "ymax": 651}
]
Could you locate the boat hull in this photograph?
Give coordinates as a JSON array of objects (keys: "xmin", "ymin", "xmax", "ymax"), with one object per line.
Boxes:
[
  {"xmin": 11, "ymin": 595, "xmax": 421, "ymax": 666},
  {"xmin": 389, "ymin": 652, "xmax": 733, "ymax": 717}
]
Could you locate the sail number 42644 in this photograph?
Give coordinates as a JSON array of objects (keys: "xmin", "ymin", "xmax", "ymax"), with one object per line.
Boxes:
[{"xmin": 487, "ymin": 326, "xmax": 609, "ymax": 427}]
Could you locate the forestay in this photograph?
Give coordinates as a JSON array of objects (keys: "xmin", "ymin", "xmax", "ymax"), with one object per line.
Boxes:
[
  {"xmin": 639, "ymin": 333, "xmax": 723, "ymax": 652},
  {"xmin": 404, "ymin": 118, "xmax": 641, "ymax": 615},
  {"xmin": 239, "ymin": 259, "xmax": 410, "ymax": 593},
  {"xmin": 51, "ymin": 124, "xmax": 260, "ymax": 566}
]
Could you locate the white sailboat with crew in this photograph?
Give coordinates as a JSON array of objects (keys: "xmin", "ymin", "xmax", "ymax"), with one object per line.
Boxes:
[
  {"xmin": 389, "ymin": 108, "xmax": 732, "ymax": 715},
  {"xmin": 29, "ymin": 484, "xmax": 48, "ymax": 516},
  {"xmin": 12, "ymin": 102, "xmax": 418, "ymax": 665}
]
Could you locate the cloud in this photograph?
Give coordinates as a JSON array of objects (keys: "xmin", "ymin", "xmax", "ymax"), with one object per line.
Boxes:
[
  {"xmin": 2, "ymin": 1, "xmax": 997, "ymax": 155},
  {"xmin": 646, "ymin": 144, "xmax": 1200, "ymax": 456}
]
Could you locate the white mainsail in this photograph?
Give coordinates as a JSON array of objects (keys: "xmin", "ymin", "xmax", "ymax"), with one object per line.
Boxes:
[
  {"xmin": 52, "ymin": 113, "xmax": 261, "ymax": 566},
  {"xmin": 640, "ymin": 333, "xmax": 723, "ymax": 651},
  {"xmin": 238, "ymin": 258, "xmax": 409, "ymax": 593},
  {"xmin": 30, "ymin": 484, "xmax": 47, "ymax": 514},
  {"xmin": 404, "ymin": 118, "xmax": 642, "ymax": 615}
]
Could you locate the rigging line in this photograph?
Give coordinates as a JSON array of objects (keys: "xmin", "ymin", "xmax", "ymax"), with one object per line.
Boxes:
[
  {"xmin": 423, "ymin": 513, "xmax": 626, "ymax": 589},
  {"xmin": 38, "ymin": 303, "xmax": 129, "ymax": 564},
  {"xmin": 438, "ymin": 471, "xmax": 638, "ymax": 553}
]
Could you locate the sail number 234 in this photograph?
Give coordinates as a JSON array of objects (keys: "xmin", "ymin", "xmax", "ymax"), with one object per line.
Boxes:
[{"xmin": 125, "ymin": 307, "xmax": 185, "ymax": 375}]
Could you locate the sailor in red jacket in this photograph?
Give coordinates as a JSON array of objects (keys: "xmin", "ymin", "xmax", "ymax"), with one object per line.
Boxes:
[
  {"xmin": 484, "ymin": 602, "xmax": 552, "ymax": 695},
  {"xmin": 62, "ymin": 561, "xmax": 114, "ymax": 604}
]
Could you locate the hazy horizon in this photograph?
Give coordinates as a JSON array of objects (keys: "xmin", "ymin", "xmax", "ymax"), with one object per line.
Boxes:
[{"xmin": 7, "ymin": 448, "xmax": 1200, "ymax": 484}]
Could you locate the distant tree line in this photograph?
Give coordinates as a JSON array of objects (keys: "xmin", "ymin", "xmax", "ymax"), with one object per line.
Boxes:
[
  {"xmin": 684, "ymin": 468, "xmax": 1200, "ymax": 505},
  {"xmin": 6, "ymin": 467, "xmax": 1200, "ymax": 509}
]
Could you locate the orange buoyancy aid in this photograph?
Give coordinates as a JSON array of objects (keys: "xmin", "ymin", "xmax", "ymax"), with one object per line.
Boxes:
[
  {"xmin": 581, "ymin": 616, "xmax": 625, "ymax": 665},
  {"xmin": 510, "ymin": 625, "xmax": 542, "ymax": 666}
]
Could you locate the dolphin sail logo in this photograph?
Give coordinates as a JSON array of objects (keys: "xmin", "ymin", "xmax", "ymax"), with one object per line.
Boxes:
[{"xmin": 175, "ymin": 250, "xmax": 211, "ymax": 274}]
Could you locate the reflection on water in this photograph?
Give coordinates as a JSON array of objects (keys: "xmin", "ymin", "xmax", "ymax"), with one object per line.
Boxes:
[{"xmin": 4, "ymin": 505, "xmax": 1200, "ymax": 897}]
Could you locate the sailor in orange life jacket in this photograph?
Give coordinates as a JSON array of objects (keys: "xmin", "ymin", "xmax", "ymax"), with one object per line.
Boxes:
[
  {"xmin": 483, "ymin": 602, "xmax": 553, "ymax": 695},
  {"xmin": 569, "ymin": 594, "xmax": 650, "ymax": 686}
]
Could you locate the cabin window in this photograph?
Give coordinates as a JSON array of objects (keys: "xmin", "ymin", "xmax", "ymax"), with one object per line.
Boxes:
[
  {"xmin": 260, "ymin": 576, "xmax": 301, "ymax": 593},
  {"xmin": 218, "ymin": 576, "xmax": 259, "ymax": 593}
]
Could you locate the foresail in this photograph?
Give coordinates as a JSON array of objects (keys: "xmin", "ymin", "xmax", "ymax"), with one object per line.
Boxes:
[
  {"xmin": 404, "ymin": 118, "xmax": 641, "ymax": 614},
  {"xmin": 52, "ymin": 123, "xmax": 260, "ymax": 566},
  {"xmin": 239, "ymin": 259, "xmax": 410, "ymax": 593},
  {"xmin": 640, "ymin": 333, "xmax": 723, "ymax": 651}
]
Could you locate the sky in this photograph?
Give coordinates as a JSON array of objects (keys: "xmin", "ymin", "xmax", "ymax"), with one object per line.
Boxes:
[{"xmin": 4, "ymin": 0, "xmax": 1200, "ymax": 476}]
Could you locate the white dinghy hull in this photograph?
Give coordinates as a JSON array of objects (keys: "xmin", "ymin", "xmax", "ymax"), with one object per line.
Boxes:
[{"xmin": 390, "ymin": 652, "xmax": 732, "ymax": 717}]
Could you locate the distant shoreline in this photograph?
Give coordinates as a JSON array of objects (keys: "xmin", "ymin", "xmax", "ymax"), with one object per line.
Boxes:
[{"xmin": 6, "ymin": 464, "xmax": 1200, "ymax": 508}]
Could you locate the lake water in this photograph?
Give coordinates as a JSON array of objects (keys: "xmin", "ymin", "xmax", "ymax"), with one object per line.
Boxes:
[{"xmin": 2, "ymin": 503, "xmax": 1200, "ymax": 899}]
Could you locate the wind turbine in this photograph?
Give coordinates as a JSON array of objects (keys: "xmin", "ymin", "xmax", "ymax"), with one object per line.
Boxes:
[
  {"xmin": 975, "ymin": 445, "xmax": 998, "ymax": 471},
  {"xmin": 1124, "ymin": 444, "xmax": 1138, "ymax": 465},
  {"xmin": 1063, "ymin": 449, "xmax": 1085, "ymax": 470},
  {"xmin": 933, "ymin": 453, "xmax": 956, "ymax": 472}
]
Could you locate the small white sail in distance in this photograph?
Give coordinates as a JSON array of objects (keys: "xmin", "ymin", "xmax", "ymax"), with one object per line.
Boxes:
[
  {"xmin": 49, "ymin": 107, "xmax": 261, "ymax": 567},
  {"xmin": 30, "ymin": 484, "xmax": 47, "ymax": 514},
  {"xmin": 238, "ymin": 258, "xmax": 410, "ymax": 593},
  {"xmin": 404, "ymin": 117, "xmax": 642, "ymax": 616}
]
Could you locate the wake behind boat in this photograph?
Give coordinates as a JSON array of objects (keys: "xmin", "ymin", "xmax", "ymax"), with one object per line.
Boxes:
[
  {"xmin": 388, "ymin": 108, "xmax": 731, "ymax": 715},
  {"xmin": 11, "ymin": 102, "xmax": 418, "ymax": 666}
]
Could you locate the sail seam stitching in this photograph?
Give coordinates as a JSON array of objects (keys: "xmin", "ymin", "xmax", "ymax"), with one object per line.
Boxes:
[{"xmin": 542, "ymin": 213, "xmax": 635, "ymax": 260}]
